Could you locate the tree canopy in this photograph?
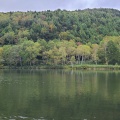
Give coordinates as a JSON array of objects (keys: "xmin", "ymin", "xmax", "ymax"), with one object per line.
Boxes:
[
  {"xmin": 0, "ymin": 8, "xmax": 120, "ymax": 66},
  {"xmin": 0, "ymin": 8, "xmax": 119, "ymax": 45}
]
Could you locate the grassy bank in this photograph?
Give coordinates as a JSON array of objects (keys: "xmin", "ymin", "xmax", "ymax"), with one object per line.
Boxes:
[
  {"xmin": 71, "ymin": 64, "xmax": 120, "ymax": 70},
  {"xmin": 0, "ymin": 64, "xmax": 120, "ymax": 70}
]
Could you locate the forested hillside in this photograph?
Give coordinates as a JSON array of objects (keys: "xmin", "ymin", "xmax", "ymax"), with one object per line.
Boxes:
[
  {"xmin": 0, "ymin": 8, "xmax": 120, "ymax": 66},
  {"xmin": 0, "ymin": 8, "xmax": 120, "ymax": 45}
]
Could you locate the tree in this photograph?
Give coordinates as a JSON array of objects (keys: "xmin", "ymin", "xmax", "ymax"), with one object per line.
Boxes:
[
  {"xmin": 18, "ymin": 30, "xmax": 30, "ymax": 39},
  {"xmin": 25, "ymin": 41, "xmax": 41, "ymax": 66},
  {"xmin": 70, "ymin": 56, "xmax": 76, "ymax": 67},
  {"xmin": 76, "ymin": 45, "xmax": 91, "ymax": 64},
  {"xmin": 0, "ymin": 47, "xmax": 3, "ymax": 65},
  {"xmin": 106, "ymin": 40, "xmax": 120, "ymax": 64},
  {"xmin": 59, "ymin": 31, "xmax": 74, "ymax": 40},
  {"xmin": 98, "ymin": 47, "xmax": 106, "ymax": 64},
  {"xmin": 43, "ymin": 47, "xmax": 61, "ymax": 65},
  {"xmin": 99, "ymin": 37, "xmax": 109, "ymax": 64},
  {"xmin": 2, "ymin": 45, "xmax": 12, "ymax": 66},
  {"xmin": 61, "ymin": 40, "xmax": 76, "ymax": 63},
  {"xmin": 91, "ymin": 44, "xmax": 99, "ymax": 64},
  {"xmin": 98, "ymin": 36, "xmax": 120, "ymax": 65},
  {"xmin": 59, "ymin": 46, "xmax": 67, "ymax": 64},
  {"xmin": 2, "ymin": 31, "xmax": 15, "ymax": 45},
  {"xmin": 9, "ymin": 45, "xmax": 21, "ymax": 66}
]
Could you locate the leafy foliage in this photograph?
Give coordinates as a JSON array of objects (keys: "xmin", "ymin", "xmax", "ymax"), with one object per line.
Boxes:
[
  {"xmin": 0, "ymin": 9, "xmax": 120, "ymax": 66},
  {"xmin": 0, "ymin": 8, "xmax": 119, "ymax": 45}
]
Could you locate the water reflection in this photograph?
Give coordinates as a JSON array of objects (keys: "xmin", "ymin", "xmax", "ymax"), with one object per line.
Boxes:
[{"xmin": 0, "ymin": 70, "xmax": 120, "ymax": 120}]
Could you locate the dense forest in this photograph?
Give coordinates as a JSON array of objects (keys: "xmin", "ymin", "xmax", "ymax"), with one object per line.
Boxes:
[{"xmin": 0, "ymin": 8, "xmax": 120, "ymax": 66}]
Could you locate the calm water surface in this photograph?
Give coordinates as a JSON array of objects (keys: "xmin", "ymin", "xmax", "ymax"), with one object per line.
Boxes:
[{"xmin": 0, "ymin": 70, "xmax": 120, "ymax": 120}]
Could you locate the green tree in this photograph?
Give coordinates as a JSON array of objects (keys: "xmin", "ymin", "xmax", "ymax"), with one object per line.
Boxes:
[
  {"xmin": 76, "ymin": 45, "xmax": 91, "ymax": 64},
  {"xmin": 0, "ymin": 47, "xmax": 3, "ymax": 65},
  {"xmin": 106, "ymin": 40, "xmax": 120, "ymax": 64},
  {"xmin": 25, "ymin": 41, "xmax": 41, "ymax": 66},
  {"xmin": 44, "ymin": 47, "xmax": 61, "ymax": 65},
  {"xmin": 99, "ymin": 37, "xmax": 109, "ymax": 64},
  {"xmin": 91, "ymin": 44, "xmax": 99, "ymax": 64},
  {"xmin": 59, "ymin": 46, "xmax": 67, "ymax": 64},
  {"xmin": 2, "ymin": 45, "xmax": 12, "ymax": 66},
  {"xmin": 2, "ymin": 31, "xmax": 15, "ymax": 44}
]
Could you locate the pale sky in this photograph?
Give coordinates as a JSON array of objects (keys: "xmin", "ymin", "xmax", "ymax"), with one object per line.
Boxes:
[{"xmin": 0, "ymin": 0, "xmax": 120, "ymax": 12}]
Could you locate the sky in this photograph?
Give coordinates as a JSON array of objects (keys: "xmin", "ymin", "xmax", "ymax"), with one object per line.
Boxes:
[{"xmin": 0, "ymin": 0, "xmax": 120, "ymax": 12}]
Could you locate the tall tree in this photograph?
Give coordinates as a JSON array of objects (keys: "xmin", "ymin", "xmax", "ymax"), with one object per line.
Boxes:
[
  {"xmin": 76, "ymin": 45, "xmax": 91, "ymax": 64},
  {"xmin": 106, "ymin": 40, "xmax": 120, "ymax": 64},
  {"xmin": 91, "ymin": 44, "xmax": 99, "ymax": 64}
]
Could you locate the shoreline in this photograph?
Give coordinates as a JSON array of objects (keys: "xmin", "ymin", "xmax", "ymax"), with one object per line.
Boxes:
[{"xmin": 0, "ymin": 65, "xmax": 120, "ymax": 70}]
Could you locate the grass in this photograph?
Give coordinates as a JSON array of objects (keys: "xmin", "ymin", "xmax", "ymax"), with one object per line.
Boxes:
[
  {"xmin": 71, "ymin": 64, "xmax": 120, "ymax": 70},
  {"xmin": 0, "ymin": 64, "xmax": 120, "ymax": 70}
]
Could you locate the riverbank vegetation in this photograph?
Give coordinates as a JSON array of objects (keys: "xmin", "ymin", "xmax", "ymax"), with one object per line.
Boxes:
[
  {"xmin": 0, "ymin": 36, "xmax": 119, "ymax": 67},
  {"xmin": 0, "ymin": 8, "xmax": 120, "ymax": 68}
]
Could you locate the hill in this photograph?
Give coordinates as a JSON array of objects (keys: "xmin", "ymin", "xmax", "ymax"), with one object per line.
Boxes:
[{"xmin": 0, "ymin": 8, "xmax": 120, "ymax": 45}]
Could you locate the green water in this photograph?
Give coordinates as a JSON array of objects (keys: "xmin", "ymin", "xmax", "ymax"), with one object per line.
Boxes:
[{"xmin": 0, "ymin": 70, "xmax": 120, "ymax": 120}]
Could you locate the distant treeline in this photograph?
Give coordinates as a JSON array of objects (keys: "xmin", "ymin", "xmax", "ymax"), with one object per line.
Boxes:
[
  {"xmin": 0, "ymin": 8, "xmax": 120, "ymax": 45},
  {"xmin": 0, "ymin": 8, "xmax": 120, "ymax": 66}
]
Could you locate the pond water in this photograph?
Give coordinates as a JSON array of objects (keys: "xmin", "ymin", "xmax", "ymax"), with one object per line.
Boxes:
[{"xmin": 0, "ymin": 70, "xmax": 120, "ymax": 120}]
